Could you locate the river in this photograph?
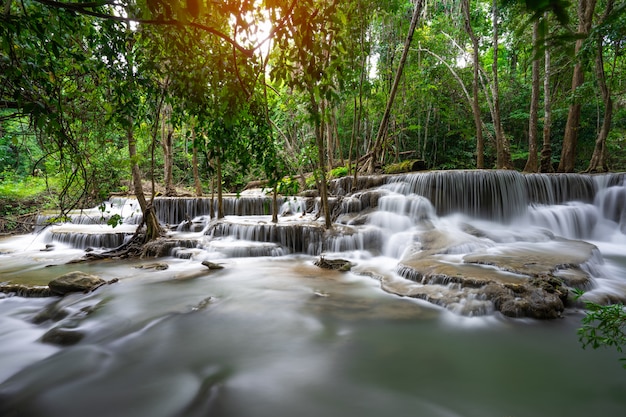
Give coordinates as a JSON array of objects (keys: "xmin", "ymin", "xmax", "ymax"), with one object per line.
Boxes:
[{"xmin": 0, "ymin": 171, "xmax": 625, "ymax": 416}]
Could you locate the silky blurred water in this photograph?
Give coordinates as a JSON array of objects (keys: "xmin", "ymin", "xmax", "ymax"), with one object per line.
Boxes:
[
  {"xmin": 0, "ymin": 253, "xmax": 624, "ymax": 417},
  {"xmin": 1, "ymin": 171, "xmax": 625, "ymax": 416}
]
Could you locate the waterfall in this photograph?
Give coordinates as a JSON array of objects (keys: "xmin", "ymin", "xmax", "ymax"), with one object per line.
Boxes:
[{"xmin": 29, "ymin": 171, "xmax": 626, "ymax": 263}]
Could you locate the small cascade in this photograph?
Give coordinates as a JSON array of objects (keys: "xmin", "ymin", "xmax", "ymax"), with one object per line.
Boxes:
[
  {"xmin": 594, "ymin": 183, "xmax": 626, "ymax": 233},
  {"xmin": 524, "ymin": 173, "xmax": 596, "ymax": 205},
  {"xmin": 394, "ymin": 170, "xmax": 529, "ymax": 221},
  {"xmin": 527, "ymin": 203, "xmax": 601, "ymax": 240},
  {"xmin": 205, "ymin": 220, "xmax": 327, "ymax": 255},
  {"xmin": 43, "ymin": 227, "xmax": 133, "ymax": 249},
  {"xmin": 153, "ymin": 195, "xmax": 310, "ymax": 226}
]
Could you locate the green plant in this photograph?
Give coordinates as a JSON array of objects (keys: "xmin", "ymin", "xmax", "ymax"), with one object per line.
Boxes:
[
  {"xmin": 574, "ymin": 289, "xmax": 626, "ymax": 369},
  {"xmin": 329, "ymin": 165, "xmax": 349, "ymax": 179},
  {"xmin": 276, "ymin": 177, "xmax": 300, "ymax": 196}
]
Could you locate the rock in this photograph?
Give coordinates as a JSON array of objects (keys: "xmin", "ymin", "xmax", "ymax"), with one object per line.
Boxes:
[
  {"xmin": 0, "ymin": 284, "xmax": 53, "ymax": 297},
  {"xmin": 135, "ymin": 262, "xmax": 169, "ymax": 270},
  {"xmin": 41, "ymin": 327, "xmax": 84, "ymax": 346},
  {"xmin": 48, "ymin": 271, "xmax": 106, "ymax": 295},
  {"xmin": 201, "ymin": 261, "xmax": 224, "ymax": 270},
  {"xmin": 314, "ymin": 257, "xmax": 352, "ymax": 272},
  {"xmin": 385, "ymin": 232, "xmax": 596, "ymax": 319}
]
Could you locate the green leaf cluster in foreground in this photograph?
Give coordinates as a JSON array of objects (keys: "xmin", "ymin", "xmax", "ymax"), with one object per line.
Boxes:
[{"xmin": 575, "ymin": 290, "xmax": 626, "ymax": 369}]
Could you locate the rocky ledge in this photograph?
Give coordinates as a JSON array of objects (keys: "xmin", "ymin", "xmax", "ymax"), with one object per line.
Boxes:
[{"xmin": 379, "ymin": 228, "xmax": 597, "ymax": 319}]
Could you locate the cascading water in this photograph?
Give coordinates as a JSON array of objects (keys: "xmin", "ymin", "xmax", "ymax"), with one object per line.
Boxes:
[{"xmin": 1, "ymin": 171, "xmax": 625, "ymax": 417}]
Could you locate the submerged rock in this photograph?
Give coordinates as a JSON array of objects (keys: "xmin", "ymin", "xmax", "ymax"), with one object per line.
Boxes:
[
  {"xmin": 314, "ymin": 257, "xmax": 352, "ymax": 272},
  {"xmin": 386, "ymin": 231, "xmax": 597, "ymax": 319},
  {"xmin": 0, "ymin": 284, "xmax": 53, "ymax": 297},
  {"xmin": 135, "ymin": 262, "xmax": 169, "ymax": 270},
  {"xmin": 48, "ymin": 271, "xmax": 106, "ymax": 295},
  {"xmin": 201, "ymin": 261, "xmax": 225, "ymax": 270},
  {"xmin": 40, "ymin": 327, "xmax": 84, "ymax": 346}
]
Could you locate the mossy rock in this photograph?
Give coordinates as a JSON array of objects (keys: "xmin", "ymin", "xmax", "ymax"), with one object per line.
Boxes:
[{"xmin": 384, "ymin": 160, "xmax": 427, "ymax": 174}]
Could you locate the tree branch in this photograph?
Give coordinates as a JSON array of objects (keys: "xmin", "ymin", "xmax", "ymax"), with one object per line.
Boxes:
[{"xmin": 32, "ymin": 0, "xmax": 254, "ymax": 58}]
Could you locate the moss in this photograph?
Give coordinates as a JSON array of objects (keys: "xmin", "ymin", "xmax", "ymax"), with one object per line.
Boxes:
[{"xmin": 383, "ymin": 160, "xmax": 427, "ymax": 174}]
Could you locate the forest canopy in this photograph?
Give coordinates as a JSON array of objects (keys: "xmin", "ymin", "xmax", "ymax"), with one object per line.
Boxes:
[{"xmin": 1, "ymin": 0, "xmax": 625, "ymax": 223}]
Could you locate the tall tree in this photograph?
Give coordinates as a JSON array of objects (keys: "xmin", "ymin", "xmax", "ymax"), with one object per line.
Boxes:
[
  {"xmin": 586, "ymin": 0, "xmax": 616, "ymax": 173},
  {"xmin": 558, "ymin": 0, "xmax": 598, "ymax": 172},
  {"xmin": 362, "ymin": 0, "xmax": 425, "ymax": 174},
  {"xmin": 524, "ymin": 18, "xmax": 541, "ymax": 172},
  {"xmin": 540, "ymin": 13, "xmax": 554, "ymax": 173},
  {"xmin": 462, "ymin": 0, "xmax": 485, "ymax": 169},
  {"xmin": 491, "ymin": 0, "xmax": 513, "ymax": 169}
]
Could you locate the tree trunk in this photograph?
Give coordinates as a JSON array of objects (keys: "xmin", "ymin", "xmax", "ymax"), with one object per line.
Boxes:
[
  {"xmin": 191, "ymin": 128, "xmax": 203, "ymax": 196},
  {"xmin": 311, "ymin": 97, "xmax": 332, "ymax": 229},
  {"xmin": 524, "ymin": 19, "xmax": 540, "ymax": 173},
  {"xmin": 161, "ymin": 103, "xmax": 176, "ymax": 196},
  {"xmin": 216, "ymin": 157, "xmax": 223, "ymax": 219},
  {"xmin": 462, "ymin": 0, "xmax": 485, "ymax": 169},
  {"xmin": 558, "ymin": 0, "xmax": 597, "ymax": 173},
  {"xmin": 540, "ymin": 13, "xmax": 554, "ymax": 173},
  {"xmin": 491, "ymin": 0, "xmax": 513, "ymax": 169},
  {"xmin": 586, "ymin": 0, "xmax": 614, "ymax": 173},
  {"xmin": 128, "ymin": 120, "xmax": 161, "ymax": 242},
  {"xmin": 362, "ymin": 0, "xmax": 425, "ymax": 174},
  {"xmin": 272, "ymin": 186, "xmax": 278, "ymax": 223}
]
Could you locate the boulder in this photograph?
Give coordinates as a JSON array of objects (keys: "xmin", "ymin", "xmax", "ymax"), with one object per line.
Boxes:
[
  {"xmin": 201, "ymin": 261, "xmax": 224, "ymax": 270},
  {"xmin": 41, "ymin": 327, "xmax": 84, "ymax": 346},
  {"xmin": 135, "ymin": 262, "xmax": 169, "ymax": 270},
  {"xmin": 48, "ymin": 271, "xmax": 106, "ymax": 295},
  {"xmin": 314, "ymin": 257, "xmax": 352, "ymax": 272}
]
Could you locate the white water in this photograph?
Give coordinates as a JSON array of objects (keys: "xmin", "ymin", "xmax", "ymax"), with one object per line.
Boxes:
[{"xmin": 0, "ymin": 171, "xmax": 625, "ymax": 416}]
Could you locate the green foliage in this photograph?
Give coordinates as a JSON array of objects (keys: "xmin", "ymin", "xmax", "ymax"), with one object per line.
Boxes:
[
  {"xmin": 329, "ymin": 165, "xmax": 349, "ymax": 179},
  {"xmin": 276, "ymin": 177, "xmax": 300, "ymax": 196},
  {"xmin": 0, "ymin": 172, "xmax": 51, "ymax": 199},
  {"xmin": 98, "ymin": 203, "xmax": 123, "ymax": 228},
  {"xmin": 574, "ymin": 290, "xmax": 626, "ymax": 369}
]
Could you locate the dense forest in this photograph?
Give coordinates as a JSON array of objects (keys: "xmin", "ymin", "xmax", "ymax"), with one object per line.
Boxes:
[{"xmin": 1, "ymin": 0, "xmax": 625, "ymax": 232}]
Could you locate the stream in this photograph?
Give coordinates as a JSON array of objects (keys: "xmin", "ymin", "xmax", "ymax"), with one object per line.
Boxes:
[{"xmin": 0, "ymin": 170, "xmax": 625, "ymax": 416}]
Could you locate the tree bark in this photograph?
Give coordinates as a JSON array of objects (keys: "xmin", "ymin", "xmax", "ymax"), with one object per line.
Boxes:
[
  {"xmin": 558, "ymin": 0, "xmax": 597, "ymax": 173},
  {"xmin": 362, "ymin": 0, "xmax": 425, "ymax": 174},
  {"xmin": 462, "ymin": 0, "xmax": 485, "ymax": 169},
  {"xmin": 524, "ymin": 19, "xmax": 540, "ymax": 173},
  {"xmin": 191, "ymin": 127, "xmax": 203, "ymax": 196},
  {"xmin": 272, "ymin": 186, "xmax": 278, "ymax": 224},
  {"xmin": 586, "ymin": 0, "xmax": 614, "ymax": 173},
  {"xmin": 540, "ymin": 13, "xmax": 554, "ymax": 173},
  {"xmin": 128, "ymin": 119, "xmax": 161, "ymax": 242},
  {"xmin": 161, "ymin": 103, "xmax": 176, "ymax": 195},
  {"xmin": 491, "ymin": 0, "xmax": 513, "ymax": 169},
  {"xmin": 216, "ymin": 157, "xmax": 223, "ymax": 219},
  {"xmin": 311, "ymin": 95, "xmax": 332, "ymax": 229}
]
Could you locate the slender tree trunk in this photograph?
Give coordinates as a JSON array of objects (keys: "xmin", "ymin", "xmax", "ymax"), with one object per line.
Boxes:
[
  {"xmin": 540, "ymin": 14, "xmax": 554, "ymax": 173},
  {"xmin": 363, "ymin": 0, "xmax": 425, "ymax": 174},
  {"xmin": 311, "ymin": 96, "xmax": 332, "ymax": 229},
  {"xmin": 524, "ymin": 19, "xmax": 541, "ymax": 173},
  {"xmin": 491, "ymin": 0, "xmax": 513, "ymax": 169},
  {"xmin": 210, "ymin": 173, "xmax": 215, "ymax": 219},
  {"xmin": 558, "ymin": 0, "xmax": 597, "ymax": 172},
  {"xmin": 161, "ymin": 103, "xmax": 176, "ymax": 196},
  {"xmin": 272, "ymin": 186, "xmax": 278, "ymax": 223},
  {"xmin": 191, "ymin": 128, "xmax": 203, "ymax": 196},
  {"xmin": 586, "ymin": 0, "xmax": 614, "ymax": 173},
  {"xmin": 462, "ymin": 0, "xmax": 485, "ymax": 169},
  {"xmin": 216, "ymin": 157, "xmax": 223, "ymax": 219},
  {"xmin": 128, "ymin": 119, "xmax": 161, "ymax": 242}
]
